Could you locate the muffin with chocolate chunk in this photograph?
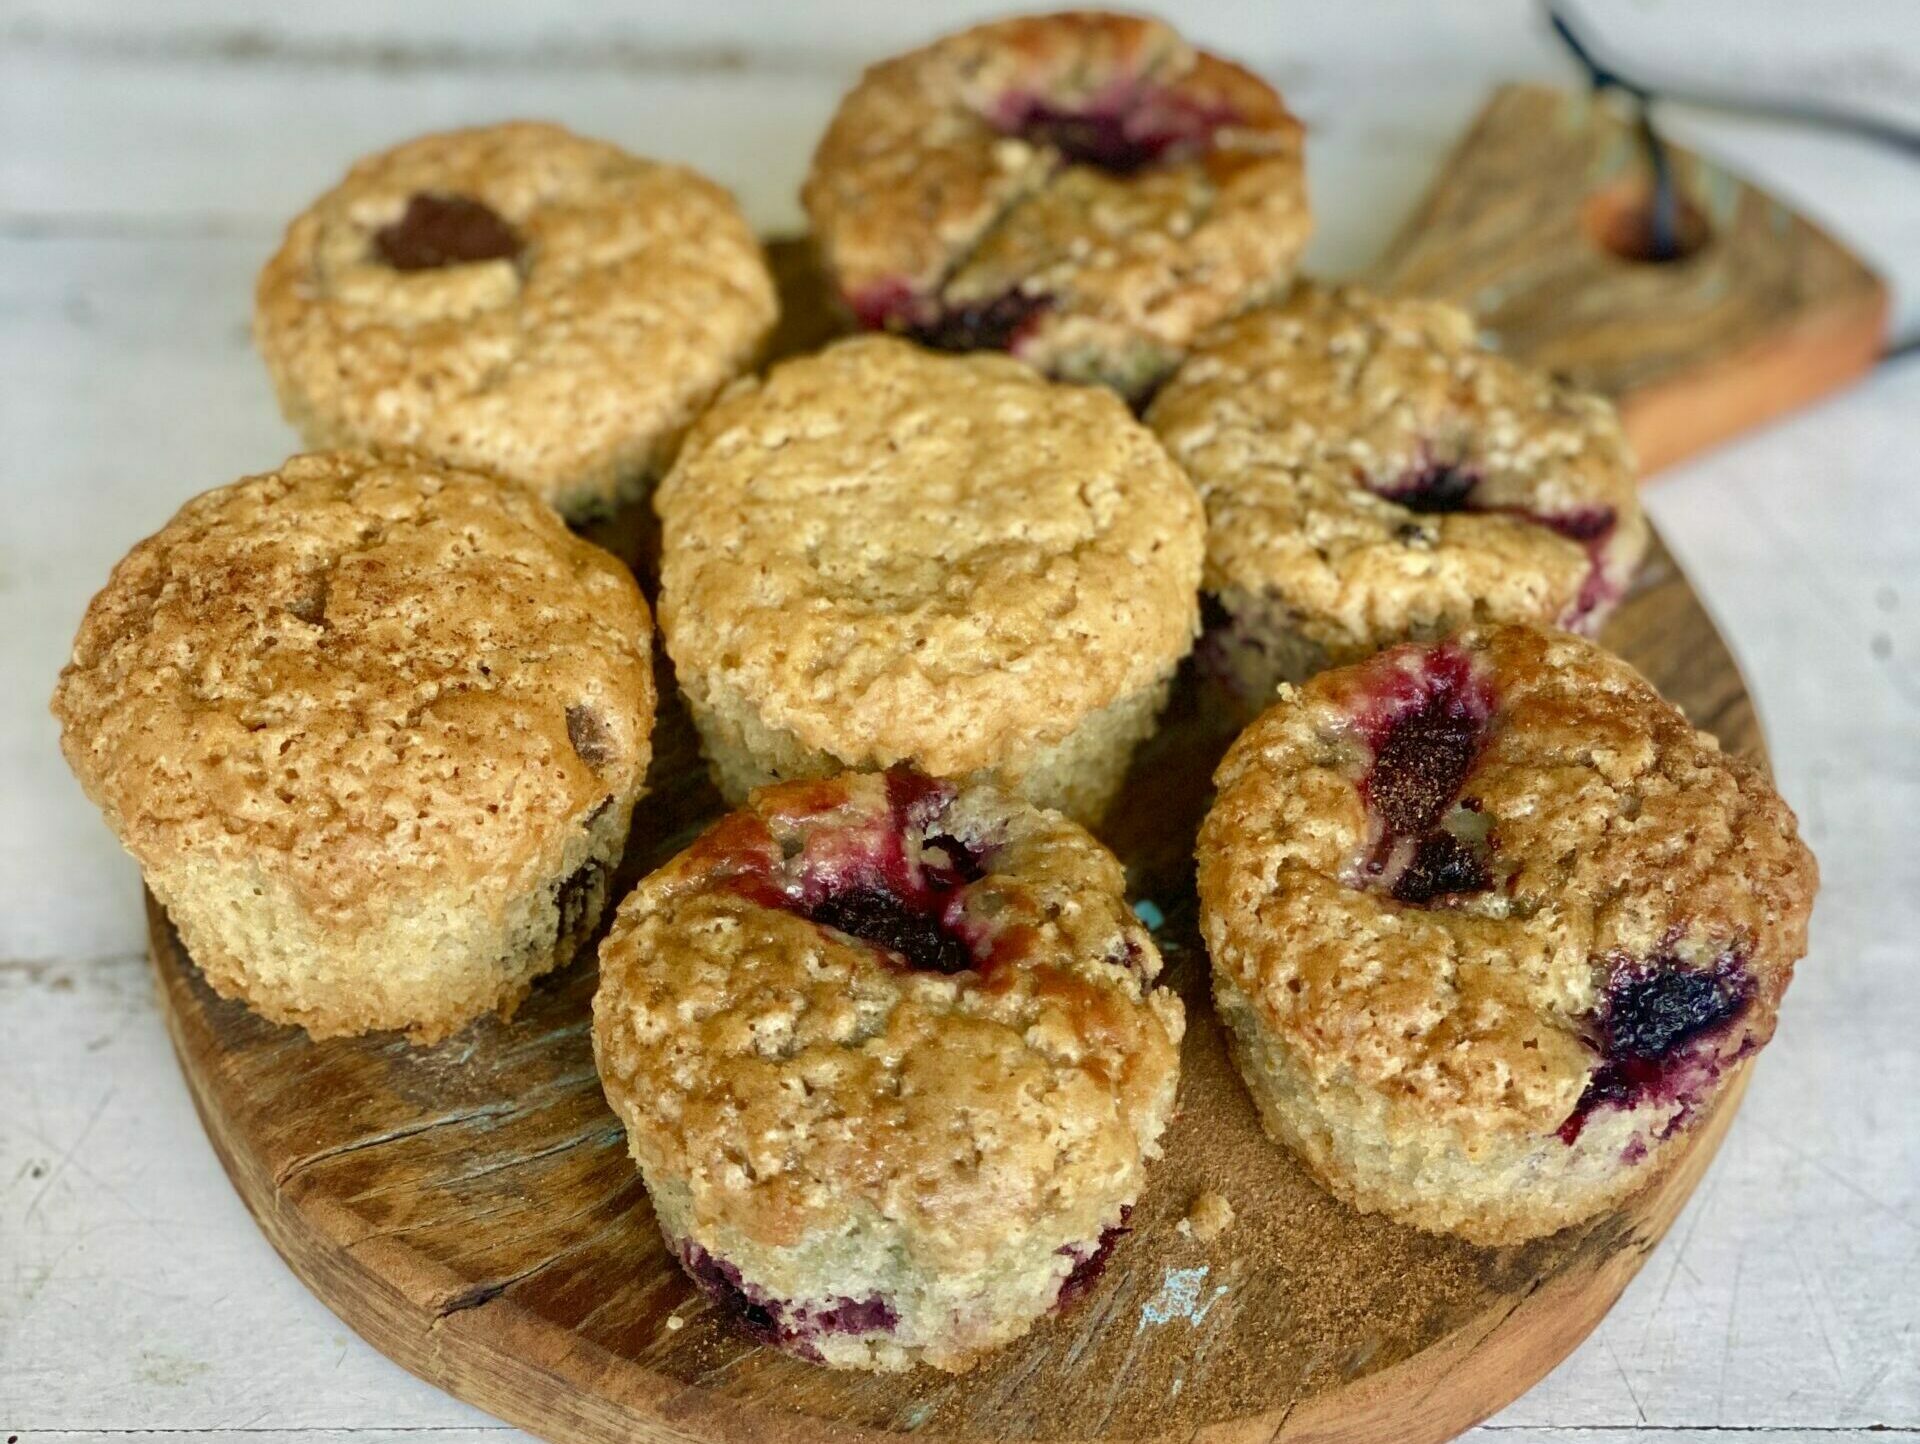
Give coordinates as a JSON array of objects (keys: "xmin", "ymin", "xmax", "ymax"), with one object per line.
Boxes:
[{"xmin": 256, "ymin": 121, "xmax": 777, "ymax": 517}]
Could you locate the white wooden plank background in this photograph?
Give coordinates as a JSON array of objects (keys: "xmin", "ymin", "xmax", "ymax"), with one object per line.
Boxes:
[{"xmin": 2, "ymin": 4, "xmax": 1917, "ymax": 1442}]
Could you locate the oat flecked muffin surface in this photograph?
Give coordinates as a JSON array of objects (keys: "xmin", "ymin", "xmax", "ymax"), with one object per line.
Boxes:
[
  {"xmin": 656, "ymin": 336, "xmax": 1205, "ymax": 824},
  {"xmin": 255, "ymin": 121, "xmax": 777, "ymax": 518},
  {"xmin": 593, "ymin": 768, "xmax": 1184, "ymax": 1371},
  {"xmin": 1196, "ymin": 625, "xmax": 1815, "ymax": 1243},
  {"xmin": 1148, "ymin": 285, "xmax": 1648, "ymax": 702},
  {"xmin": 804, "ymin": 11, "xmax": 1310, "ymax": 398},
  {"xmin": 53, "ymin": 451, "xmax": 656, "ymax": 1042}
]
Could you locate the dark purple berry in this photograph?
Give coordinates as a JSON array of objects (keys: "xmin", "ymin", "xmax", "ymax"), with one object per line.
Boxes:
[
  {"xmin": 799, "ymin": 1294, "xmax": 899, "ymax": 1338},
  {"xmin": 806, "ymin": 887, "xmax": 973, "ymax": 975},
  {"xmin": 1390, "ymin": 830, "xmax": 1492, "ymax": 904},
  {"xmin": 905, "ymin": 290, "xmax": 1051, "ymax": 353},
  {"xmin": 1558, "ymin": 952, "xmax": 1754, "ymax": 1144},
  {"xmin": 1054, "ymin": 1209, "xmax": 1132, "ymax": 1311},
  {"xmin": 1374, "ymin": 462, "xmax": 1479, "ymax": 515},
  {"xmin": 1366, "ymin": 707, "xmax": 1484, "ymax": 839},
  {"xmin": 1013, "ymin": 104, "xmax": 1173, "ymax": 174},
  {"xmin": 1601, "ymin": 958, "xmax": 1750, "ymax": 1060},
  {"xmin": 680, "ymin": 1242, "xmax": 781, "ymax": 1343},
  {"xmin": 1534, "ymin": 505, "xmax": 1617, "ymax": 544},
  {"xmin": 678, "ymin": 1241, "xmax": 897, "ymax": 1349}
]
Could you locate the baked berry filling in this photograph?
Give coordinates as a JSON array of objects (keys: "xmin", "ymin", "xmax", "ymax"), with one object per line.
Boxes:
[
  {"xmin": 1372, "ymin": 462, "xmax": 1622, "ymax": 631},
  {"xmin": 805, "ymin": 887, "xmax": 973, "ymax": 975},
  {"xmin": 844, "ymin": 83, "xmax": 1233, "ymax": 352},
  {"xmin": 1392, "ymin": 826, "xmax": 1491, "ymax": 905},
  {"xmin": 679, "ymin": 1240, "xmax": 897, "ymax": 1355},
  {"xmin": 1558, "ymin": 950, "xmax": 1755, "ymax": 1144},
  {"xmin": 1054, "ymin": 1206, "xmax": 1133, "ymax": 1311},
  {"xmin": 1347, "ymin": 643, "xmax": 1499, "ymax": 904},
  {"xmin": 993, "ymin": 87, "xmax": 1234, "ymax": 175},
  {"xmin": 373, "ymin": 193, "xmax": 522, "ymax": 271},
  {"xmin": 1373, "ymin": 461, "xmax": 1479, "ymax": 515},
  {"xmin": 711, "ymin": 766, "xmax": 996, "ymax": 975},
  {"xmin": 902, "ymin": 289, "xmax": 1054, "ymax": 355},
  {"xmin": 846, "ymin": 278, "xmax": 1051, "ymax": 356}
]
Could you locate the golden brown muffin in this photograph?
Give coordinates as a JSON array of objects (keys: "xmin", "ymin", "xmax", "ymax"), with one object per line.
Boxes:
[
  {"xmin": 804, "ymin": 11, "xmax": 1310, "ymax": 399},
  {"xmin": 593, "ymin": 768, "xmax": 1184, "ymax": 1370},
  {"xmin": 655, "ymin": 336, "xmax": 1205, "ymax": 824},
  {"xmin": 256, "ymin": 121, "xmax": 777, "ymax": 517},
  {"xmin": 53, "ymin": 451, "xmax": 656, "ymax": 1041},
  {"xmin": 1148, "ymin": 286, "xmax": 1648, "ymax": 702},
  {"xmin": 1197, "ymin": 626, "xmax": 1815, "ymax": 1243}
]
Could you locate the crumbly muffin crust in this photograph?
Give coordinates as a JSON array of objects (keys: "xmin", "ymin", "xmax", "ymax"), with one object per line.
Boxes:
[
  {"xmin": 53, "ymin": 450, "xmax": 656, "ymax": 1040},
  {"xmin": 803, "ymin": 12, "xmax": 1310, "ymax": 396},
  {"xmin": 1197, "ymin": 626, "xmax": 1815, "ymax": 1242},
  {"xmin": 256, "ymin": 121, "xmax": 777, "ymax": 516},
  {"xmin": 594, "ymin": 769, "xmax": 1184, "ymax": 1370},
  {"xmin": 1148, "ymin": 286, "xmax": 1648, "ymax": 686},
  {"xmin": 655, "ymin": 336, "xmax": 1204, "ymax": 813}
]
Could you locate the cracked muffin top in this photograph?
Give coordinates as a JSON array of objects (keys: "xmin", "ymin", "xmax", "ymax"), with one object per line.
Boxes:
[
  {"xmin": 255, "ymin": 121, "xmax": 777, "ymax": 515},
  {"xmin": 593, "ymin": 768, "xmax": 1184, "ymax": 1265},
  {"xmin": 654, "ymin": 336, "xmax": 1205, "ymax": 775},
  {"xmin": 52, "ymin": 450, "xmax": 655, "ymax": 920},
  {"xmin": 1148, "ymin": 285, "xmax": 1648, "ymax": 658},
  {"xmin": 802, "ymin": 11, "xmax": 1309, "ymax": 395},
  {"xmin": 1198, "ymin": 625, "xmax": 1815, "ymax": 1144}
]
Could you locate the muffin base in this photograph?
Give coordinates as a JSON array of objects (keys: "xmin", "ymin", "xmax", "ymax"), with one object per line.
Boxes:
[
  {"xmin": 156, "ymin": 793, "xmax": 636, "ymax": 1043},
  {"xmin": 682, "ymin": 671, "xmax": 1175, "ymax": 826},
  {"xmin": 645, "ymin": 1174, "xmax": 1129, "ymax": 1374},
  {"xmin": 1213, "ymin": 966, "xmax": 1732, "ymax": 1245}
]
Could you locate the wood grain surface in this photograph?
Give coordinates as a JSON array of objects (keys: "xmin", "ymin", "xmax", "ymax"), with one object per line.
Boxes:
[
  {"xmin": 145, "ymin": 232, "xmax": 1768, "ymax": 1443},
  {"xmin": 148, "ymin": 528, "xmax": 1759, "ymax": 1444},
  {"xmin": 1366, "ymin": 84, "xmax": 1889, "ymax": 475},
  {"xmin": 15, "ymin": 14, "xmax": 1917, "ymax": 1439}
]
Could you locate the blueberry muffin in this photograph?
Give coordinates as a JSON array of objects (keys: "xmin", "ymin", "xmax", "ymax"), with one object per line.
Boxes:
[
  {"xmin": 1148, "ymin": 286, "xmax": 1648, "ymax": 702},
  {"xmin": 1196, "ymin": 625, "xmax": 1815, "ymax": 1243},
  {"xmin": 593, "ymin": 768, "xmax": 1184, "ymax": 1370},
  {"xmin": 803, "ymin": 11, "xmax": 1310, "ymax": 399},
  {"xmin": 256, "ymin": 121, "xmax": 777, "ymax": 518},
  {"xmin": 655, "ymin": 336, "xmax": 1205, "ymax": 824},
  {"xmin": 52, "ymin": 451, "xmax": 656, "ymax": 1042}
]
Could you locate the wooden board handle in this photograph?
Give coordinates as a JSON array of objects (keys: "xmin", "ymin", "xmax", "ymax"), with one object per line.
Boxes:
[{"xmin": 1364, "ymin": 84, "xmax": 1889, "ymax": 475}]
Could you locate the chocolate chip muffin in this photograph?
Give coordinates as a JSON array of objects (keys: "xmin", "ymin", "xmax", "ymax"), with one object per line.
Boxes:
[
  {"xmin": 52, "ymin": 451, "xmax": 656, "ymax": 1042},
  {"xmin": 804, "ymin": 11, "xmax": 1310, "ymax": 400},
  {"xmin": 593, "ymin": 768, "xmax": 1183, "ymax": 1370},
  {"xmin": 255, "ymin": 121, "xmax": 777, "ymax": 518},
  {"xmin": 655, "ymin": 336, "xmax": 1205, "ymax": 824},
  {"xmin": 1196, "ymin": 625, "xmax": 1815, "ymax": 1243},
  {"xmin": 1148, "ymin": 285, "xmax": 1648, "ymax": 704}
]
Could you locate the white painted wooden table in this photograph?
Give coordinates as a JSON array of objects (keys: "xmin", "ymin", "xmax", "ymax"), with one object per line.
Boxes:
[{"xmin": 3, "ymin": 4, "xmax": 1917, "ymax": 1441}]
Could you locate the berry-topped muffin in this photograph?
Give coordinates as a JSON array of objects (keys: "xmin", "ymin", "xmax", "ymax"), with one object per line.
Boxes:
[
  {"xmin": 593, "ymin": 768, "xmax": 1184, "ymax": 1371},
  {"xmin": 52, "ymin": 451, "xmax": 656, "ymax": 1042},
  {"xmin": 655, "ymin": 336, "xmax": 1205, "ymax": 824},
  {"xmin": 803, "ymin": 11, "xmax": 1310, "ymax": 399},
  {"xmin": 1196, "ymin": 625, "xmax": 1815, "ymax": 1243},
  {"xmin": 1148, "ymin": 286, "xmax": 1648, "ymax": 702},
  {"xmin": 255, "ymin": 121, "xmax": 777, "ymax": 518}
]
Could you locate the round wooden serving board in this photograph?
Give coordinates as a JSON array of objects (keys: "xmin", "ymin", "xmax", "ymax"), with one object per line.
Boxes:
[{"xmin": 152, "ymin": 239, "xmax": 1768, "ymax": 1444}]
